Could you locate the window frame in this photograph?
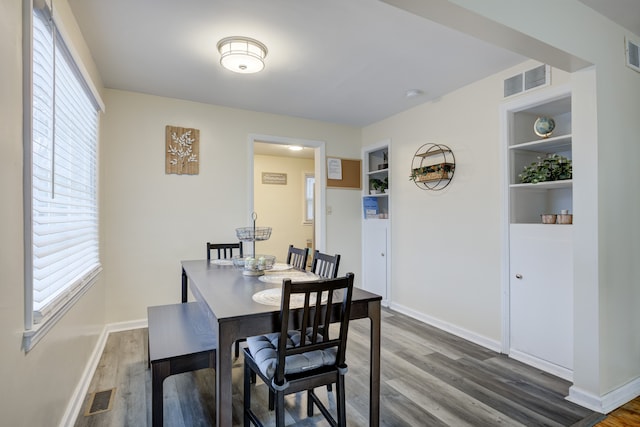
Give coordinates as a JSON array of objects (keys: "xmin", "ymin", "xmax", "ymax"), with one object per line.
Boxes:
[
  {"xmin": 303, "ymin": 172, "xmax": 315, "ymax": 225},
  {"xmin": 22, "ymin": 0, "xmax": 104, "ymax": 352}
]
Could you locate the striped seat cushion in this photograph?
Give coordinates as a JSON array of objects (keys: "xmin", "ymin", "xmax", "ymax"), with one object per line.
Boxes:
[{"xmin": 246, "ymin": 331, "xmax": 336, "ymax": 380}]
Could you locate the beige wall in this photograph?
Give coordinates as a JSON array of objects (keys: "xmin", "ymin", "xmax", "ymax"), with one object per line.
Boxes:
[
  {"xmin": 254, "ymin": 155, "xmax": 315, "ymax": 263},
  {"xmin": 0, "ymin": 0, "xmax": 107, "ymax": 426},
  {"xmin": 100, "ymin": 89, "xmax": 362, "ymax": 323},
  {"xmin": 3, "ymin": 0, "xmax": 639, "ymax": 423}
]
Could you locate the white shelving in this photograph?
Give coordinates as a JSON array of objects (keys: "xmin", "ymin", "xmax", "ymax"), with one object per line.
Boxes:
[
  {"xmin": 503, "ymin": 85, "xmax": 574, "ymax": 379},
  {"xmin": 363, "ymin": 145, "xmax": 389, "ymax": 219},
  {"xmin": 362, "ymin": 140, "xmax": 390, "ymax": 305},
  {"xmin": 508, "ymin": 92, "xmax": 573, "ymax": 224}
]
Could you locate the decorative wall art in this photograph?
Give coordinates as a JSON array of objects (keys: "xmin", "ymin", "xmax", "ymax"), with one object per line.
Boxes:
[
  {"xmin": 261, "ymin": 172, "xmax": 287, "ymax": 185},
  {"xmin": 165, "ymin": 125, "xmax": 199, "ymax": 175}
]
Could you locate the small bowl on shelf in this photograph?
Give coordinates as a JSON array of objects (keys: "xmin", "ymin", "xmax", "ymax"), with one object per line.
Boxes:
[
  {"xmin": 557, "ymin": 214, "xmax": 573, "ymax": 224},
  {"xmin": 541, "ymin": 214, "xmax": 557, "ymax": 224}
]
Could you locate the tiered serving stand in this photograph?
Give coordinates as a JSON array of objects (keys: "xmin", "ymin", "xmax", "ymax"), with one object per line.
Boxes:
[{"xmin": 234, "ymin": 212, "xmax": 275, "ymax": 276}]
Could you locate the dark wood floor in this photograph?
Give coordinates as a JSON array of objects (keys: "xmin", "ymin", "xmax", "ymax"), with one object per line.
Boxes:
[{"xmin": 74, "ymin": 308, "xmax": 609, "ymax": 426}]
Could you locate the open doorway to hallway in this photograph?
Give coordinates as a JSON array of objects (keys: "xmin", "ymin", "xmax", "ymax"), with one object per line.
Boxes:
[{"xmin": 249, "ymin": 136, "xmax": 326, "ymax": 264}]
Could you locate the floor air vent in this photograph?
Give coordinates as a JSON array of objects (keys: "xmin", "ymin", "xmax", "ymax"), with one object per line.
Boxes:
[
  {"xmin": 85, "ymin": 388, "xmax": 116, "ymax": 416},
  {"xmin": 504, "ymin": 64, "xmax": 550, "ymax": 98}
]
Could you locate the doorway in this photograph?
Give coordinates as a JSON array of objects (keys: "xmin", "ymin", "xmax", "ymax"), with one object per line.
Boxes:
[{"xmin": 248, "ymin": 134, "xmax": 326, "ymax": 263}]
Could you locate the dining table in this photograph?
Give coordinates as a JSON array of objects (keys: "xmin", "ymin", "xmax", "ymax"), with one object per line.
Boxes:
[{"xmin": 180, "ymin": 259, "xmax": 382, "ymax": 427}]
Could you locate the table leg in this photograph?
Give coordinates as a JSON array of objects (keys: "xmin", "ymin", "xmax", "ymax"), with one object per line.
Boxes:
[
  {"xmin": 369, "ymin": 300, "xmax": 381, "ymax": 427},
  {"xmin": 181, "ymin": 267, "xmax": 188, "ymax": 303},
  {"xmin": 217, "ymin": 322, "xmax": 234, "ymax": 427}
]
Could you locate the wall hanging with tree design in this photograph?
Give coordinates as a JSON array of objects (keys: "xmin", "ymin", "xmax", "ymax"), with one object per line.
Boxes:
[{"xmin": 165, "ymin": 125, "xmax": 199, "ymax": 175}]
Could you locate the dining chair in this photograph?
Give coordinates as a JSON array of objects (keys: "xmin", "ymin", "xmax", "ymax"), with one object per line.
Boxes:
[
  {"xmin": 310, "ymin": 250, "xmax": 341, "ymax": 393},
  {"xmin": 243, "ymin": 273, "xmax": 355, "ymax": 427},
  {"xmin": 311, "ymin": 250, "xmax": 341, "ymax": 279},
  {"xmin": 206, "ymin": 241, "xmax": 243, "ymax": 260},
  {"xmin": 286, "ymin": 245, "xmax": 309, "ymax": 270},
  {"xmin": 206, "ymin": 241, "xmax": 246, "ymax": 357}
]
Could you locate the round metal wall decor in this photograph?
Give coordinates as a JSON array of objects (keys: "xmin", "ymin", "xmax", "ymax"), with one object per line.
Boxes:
[{"xmin": 410, "ymin": 143, "xmax": 455, "ymax": 191}]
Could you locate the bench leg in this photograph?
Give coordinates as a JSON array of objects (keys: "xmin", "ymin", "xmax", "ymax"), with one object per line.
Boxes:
[{"xmin": 151, "ymin": 360, "xmax": 170, "ymax": 427}]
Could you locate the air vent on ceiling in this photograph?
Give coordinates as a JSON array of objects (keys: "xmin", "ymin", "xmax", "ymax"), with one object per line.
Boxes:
[
  {"xmin": 503, "ymin": 64, "xmax": 550, "ymax": 98},
  {"xmin": 625, "ymin": 36, "xmax": 640, "ymax": 73}
]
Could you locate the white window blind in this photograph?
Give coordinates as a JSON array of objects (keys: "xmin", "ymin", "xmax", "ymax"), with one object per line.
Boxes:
[
  {"xmin": 26, "ymin": 5, "xmax": 101, "ymax": 330},
  {"xmin": 304, "ymin": 174, "xmax": 315, "ymax": 224}
]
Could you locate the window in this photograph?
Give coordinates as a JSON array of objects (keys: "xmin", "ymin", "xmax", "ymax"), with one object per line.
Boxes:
[
  {"xmin": 303, "ymin": 173, "xmax": 315, "ymax": 224},
  {"xmin": 23, "ymin": 2, "xmax": 102, "ymax": 350}
]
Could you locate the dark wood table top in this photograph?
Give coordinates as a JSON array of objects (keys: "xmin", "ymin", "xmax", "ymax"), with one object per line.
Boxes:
[{"xmin": 181, "ymin": 259, "xmax": 381, "ymax": 323}]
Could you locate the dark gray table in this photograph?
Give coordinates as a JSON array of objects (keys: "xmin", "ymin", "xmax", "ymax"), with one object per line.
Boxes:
[{"xmin": 181, "ymin": 259, "xmax": 381, "ymax": 427}]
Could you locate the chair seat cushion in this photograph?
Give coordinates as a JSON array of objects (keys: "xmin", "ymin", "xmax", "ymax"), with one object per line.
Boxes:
[{"xmin": 247, "ymin": 331, "xmax": 336, "ymax": 380}]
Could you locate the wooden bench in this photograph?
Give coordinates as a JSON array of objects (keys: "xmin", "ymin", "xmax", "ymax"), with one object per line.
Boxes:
[{"xmin": 147, "ymin": 302, "xmax": 217, "ymax": 427}]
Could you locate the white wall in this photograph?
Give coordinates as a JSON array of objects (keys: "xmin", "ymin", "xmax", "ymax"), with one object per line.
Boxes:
[
  {"xmin": 383, "ymin": 0, "xmax": 640, "ymax": 410},
  {"xmin": 0, "ymin": 1, "xmax": 107, "ymax": 426},
  {"xmin": 254, "ymin": 154, "xmax": 315, "ymax": 263},
  {"xmin": 364, "ymin": 60, "xmax": 570, "ymax": 344},
  {"xmin": 100, "ymin": 89, "xmax": 363, "ymax": 322},
  {"xmin": 448, "ymin": 0, "xmax": 640, "ymax": 410}
]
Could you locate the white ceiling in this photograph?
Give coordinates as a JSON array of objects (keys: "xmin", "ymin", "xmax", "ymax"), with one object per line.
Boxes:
[
  {"xmin": 578, "ymin": 0, "xmax": 640, "ymax": 36},
  {"xmin": 68, "ymin": 0, "xmax": 528, "ymax": 127},
  {"xmin": 67, "ymin": 0, "xmax": 639, "ymax": 128}
]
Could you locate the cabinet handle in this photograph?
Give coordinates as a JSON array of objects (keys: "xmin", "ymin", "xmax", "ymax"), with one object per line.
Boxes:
[{"xmin": 515, "ymin": 274, "xmax": 523, "ymax": 279}]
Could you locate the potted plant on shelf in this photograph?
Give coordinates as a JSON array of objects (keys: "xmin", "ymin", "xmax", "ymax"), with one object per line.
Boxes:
[
  {"xmin": 519, "ymin": 153, "xmax": 572, "ymax": 184},
  {"xmin": 369, "ymin": 178, "xmax": 384, "ymax": 194}
]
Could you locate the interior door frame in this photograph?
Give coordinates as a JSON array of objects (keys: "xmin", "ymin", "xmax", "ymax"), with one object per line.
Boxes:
[{"xmin": 247, "ymin": 133, "xmax": 327, "ymax": 252}]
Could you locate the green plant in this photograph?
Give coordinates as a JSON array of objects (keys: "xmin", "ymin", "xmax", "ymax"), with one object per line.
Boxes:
[
  {"xmin": 370, "ymin": 178, "xmax": 385, "ymax": 191},
  {"xmin": 409, "ymin": 163, "xmax": 453, "ymax": 181},
  {"xmin": 519, "ymin": 153, "xmax": 572, "ymax": 184}
]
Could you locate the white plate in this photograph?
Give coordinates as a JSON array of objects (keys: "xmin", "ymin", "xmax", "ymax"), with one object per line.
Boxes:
[
  {"xmin": 210, "ymin": 259, "xmax": 234, "ymax": 266},
  {"xmin": 258, "ymin": 271, "xmax": 319, "ymax": 284},
  {"xmin": 252, "ymin": 288, "xmax": 328, "ymax": 307},
  {"xmin": 268, "ymin": 263, "xmax": 293, "ymax": 271}
]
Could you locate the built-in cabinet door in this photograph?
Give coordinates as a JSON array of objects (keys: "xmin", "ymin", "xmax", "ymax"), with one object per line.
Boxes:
[
  {"xmin": 510, "ymin": 224, "xmax": 573, "ymax": 375},
  {"xmin": 363, "ymin": 220, "xmax": 387, "ymax": 301}
]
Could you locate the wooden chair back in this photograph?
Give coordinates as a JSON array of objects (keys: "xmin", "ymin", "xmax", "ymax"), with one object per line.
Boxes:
[
  {"xmin": 274, "ymin": 273, "xmax": 354, "ymax": 388},
  {"xmin": 206, "ymin": 242, "xmax": 243, "ymax": 260},
  {"xmin": 311, "ymin": 250, "xmax": 341, "ymax": 279},
  {"xmin": 286, "ymin": 245, "xmax": 309, "ymax": 270}
]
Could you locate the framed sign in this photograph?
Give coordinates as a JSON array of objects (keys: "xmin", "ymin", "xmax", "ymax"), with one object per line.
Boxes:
[{"xmin": 262, "ymin": 172, "xmax": 287, "ymax": 185}]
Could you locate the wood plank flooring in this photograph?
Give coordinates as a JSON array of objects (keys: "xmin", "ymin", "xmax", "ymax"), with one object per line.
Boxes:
[
  {"xmin": 74, "ymin": 308, "xmax": 616, "ymax": 426},
  {"xmin": 595, "ymin": 398, "xmax": 640, "ymax": 427}
]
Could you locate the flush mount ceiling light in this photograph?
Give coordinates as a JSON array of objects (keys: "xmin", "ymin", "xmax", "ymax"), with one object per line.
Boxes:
[{"xmin": 217, "ymin": 36, "xmax": 268, "ymax": 74}]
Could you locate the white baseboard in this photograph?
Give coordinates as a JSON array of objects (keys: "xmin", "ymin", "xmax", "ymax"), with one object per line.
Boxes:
[
  {"xmin": 568, "ymin": 377, "xmax": 640, "ymax": 414},
  {"xmin": 59, "ymin": 319, "xmax": 148, "ymax": 427},
  {"xmin": 509, "ymin": 349, "xmax": 573, "ymax": 381},
  {"xmin": 388, "ymin": 302, "xmax": 502, "ymax": 353}
]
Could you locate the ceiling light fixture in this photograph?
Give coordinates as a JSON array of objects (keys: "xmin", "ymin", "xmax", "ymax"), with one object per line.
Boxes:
[
  {"xmin": 217, "ymin": 36, "xmax": 268, "ymax": 74},
  {"xmin": 288, "ymin": 145, "xmax": 303, "ymax": 151},
  {"xmin": 405, "ymin": 89, "xmax": 423, "ymax": 98}
]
